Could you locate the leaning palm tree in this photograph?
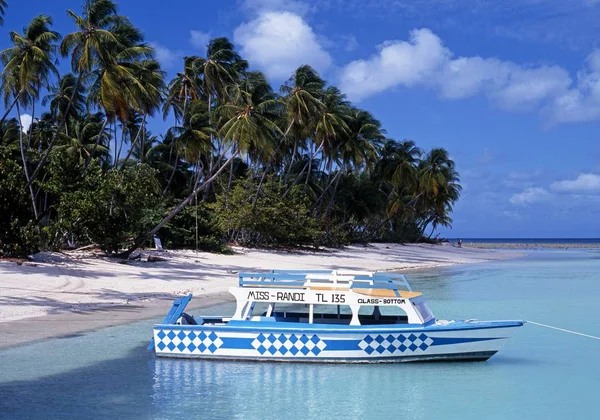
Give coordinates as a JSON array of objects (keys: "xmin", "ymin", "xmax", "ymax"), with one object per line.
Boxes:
[{"xmin": 120, "ymin": 72, "xmax": 280, "ymax": 257}]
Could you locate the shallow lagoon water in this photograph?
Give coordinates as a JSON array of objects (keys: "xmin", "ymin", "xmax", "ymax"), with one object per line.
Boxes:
[{"xmin": 1, "ymin": 250, "xmax": 599, "ymax": 419}]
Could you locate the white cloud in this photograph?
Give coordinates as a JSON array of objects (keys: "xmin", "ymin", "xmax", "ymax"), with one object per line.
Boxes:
[
  {"xmin": 234, "ymin": 11, "xmax": 332, "ymax": 80},
  {"xmin": 19, "ymin": 114, "xmax": 32, "ymax": 133},
  {"xmin": 190, "ymin": 30, "xmax": 210, "ymax": 50},
  {"xmin": 339, "ymin": 29, "xmax": 450, "ymax": 100},
  {"xmin": 509, "ymin": 187, "xmax": 552, "ymax": 205},
  {"xmin": 339, "ymin": 28, "xmax": 572, "ymax": 109},
  {"xmin": 550, "ymin": 173, "xmax": 600, "ymax": 193},
  {"xmin": 544, "ymin": 50, "xmax": 600, "ymax": 123},
  {"xmin": 150, "ymin": 42, "xmax": 180, "ymax": 68}
]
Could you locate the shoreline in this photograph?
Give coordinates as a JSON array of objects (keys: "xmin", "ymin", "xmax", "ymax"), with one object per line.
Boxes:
[
  {"xmin": 464, "ymin": 243, "xmax": 600, "ymax": 249},
  {"xmin": 0, "ymin": 243, "xmax": 519, "ymax": 349}
]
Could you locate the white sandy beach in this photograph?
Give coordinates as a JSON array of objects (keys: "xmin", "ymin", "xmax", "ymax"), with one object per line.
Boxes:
[{"xmin": 0, "ymin": 243, "xmax": 516, "ymax": 323}]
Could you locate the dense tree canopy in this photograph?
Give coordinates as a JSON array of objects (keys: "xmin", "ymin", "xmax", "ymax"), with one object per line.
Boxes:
[{"xmin": 0, "ymin": 0, "xmax": 461, "ymax": 257}]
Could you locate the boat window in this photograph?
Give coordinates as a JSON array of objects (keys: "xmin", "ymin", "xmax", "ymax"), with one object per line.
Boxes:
[
  {"xmin": 358, "ymin": 305, "xmax": 408, "ymax": 325},
  {"xmin": 413, "ymin": 301, "xmax": 434, "ymax": 323},
  {"xmin": 246, "ymin": 302, "xmax": 271, "ymax": 318},
  {"xmin": 311, "ymin": 305, "xmax": 353, "ymax": 325}
]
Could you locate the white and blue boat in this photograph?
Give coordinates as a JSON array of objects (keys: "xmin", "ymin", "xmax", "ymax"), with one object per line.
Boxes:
[{"xmin": 150, "ymin": 270, "xmax": 524, "ymax": 363}]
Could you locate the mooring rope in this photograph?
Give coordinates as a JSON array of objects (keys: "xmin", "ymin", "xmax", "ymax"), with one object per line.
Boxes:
[{"xmin": 528, "ymin": 320, "xmax": 600, "ymax": 341}]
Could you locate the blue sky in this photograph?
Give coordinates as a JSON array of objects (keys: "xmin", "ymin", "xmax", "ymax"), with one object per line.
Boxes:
[{"xmin": 2, "ymin": 0, "xmax": 600, "ymax": 238}]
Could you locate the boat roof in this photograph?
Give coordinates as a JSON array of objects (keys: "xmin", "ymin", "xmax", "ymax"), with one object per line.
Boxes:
[{"xmin": 237, "ymin": 270, "xmax": 422, "ymax": 299}]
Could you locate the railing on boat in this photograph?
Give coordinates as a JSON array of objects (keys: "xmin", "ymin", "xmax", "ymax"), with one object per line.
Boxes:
[{"xmin": 237, "ymin": 270, "xmax": 414, "ymax": 295}]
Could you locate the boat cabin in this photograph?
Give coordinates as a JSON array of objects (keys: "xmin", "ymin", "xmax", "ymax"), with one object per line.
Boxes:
[{"xmin": 229, "ymin": 270, "xmax": 435, "ymax": 326}]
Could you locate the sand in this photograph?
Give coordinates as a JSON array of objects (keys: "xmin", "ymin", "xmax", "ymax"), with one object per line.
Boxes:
[{"xmin": 0, "ymin": 243, "xmax": 517, "ymax": 348}]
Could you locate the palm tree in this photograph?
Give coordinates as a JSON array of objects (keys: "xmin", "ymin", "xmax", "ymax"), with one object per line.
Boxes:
[
  {"xmin": 55, "ymin": 113, "xmax": 110, "ymax": 163},
  {"xmin": 26, "ymin": 0, "xmax": 122, "ymax": 184},
  {"xmin": 0, "ymin": 15, "xmax": 60, "ymax": 218},
  {"xmin": 86, "ymin": 20, "xmax": 160, "ymax": 165},
  {"xmin": 194, "ymin": 37, "xmax": 247, "ymax": 193},
  {"xmin": 163, "ymin": 56, "xmax": 203, "ymax": 123},
  {"xmin": 376, "ymin": 139, "xmax": 422, "ymax": 188},
  {"xmin": 121, "ymin": 66, "xmax": 279, "ymax": 257},
  {"xmin": 218, "ymin": 73, "xmax": 281, "ymax": 196},
  {"xmin": 42, "ymin": 74, "xmax": 86, "ymax": 129},
  {"xmin": 318, "ymin": 107, "xmax": 383, "ymax": 217},
  {"xmin": 415, "ymin": 148, "xmax": 461, "ymax": 237},
  {"xmin": 281, "ymin": 65, "xmax": 326, "ymax": 190},
  {"xmin": 0, "ymin": 14, "xmax": 60, "ymax": 125}
]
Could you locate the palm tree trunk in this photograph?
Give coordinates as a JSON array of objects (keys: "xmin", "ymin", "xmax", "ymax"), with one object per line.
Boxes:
[
  {"xmin": 324, "ymin": 169, "xmax": 343, "ymax": 218},
  {"xmin": 114, "ymin": 122, "xmax": 124, "ymax": 167},
  {"xmin": 84, "ymin": 118, "xmax": 109, "ymax": 169},
  {"xmin": 305, "ymin": 142, "xmax": 314, "ymax": 185},
  {"xmin": 283, "ymin": 143, "xmax": 323, "ymax": 197},
  {"xmin": 26, "ymin": 72, "xmax": 83, "ymax": 189},
  {"xmin": 120, "ymin": 114, "xmax": 146, "ymax": 169},
  {"xmin": 120, "ymin": 151, "xmax": 239, "ymax": 258},
  {"xmin": 314, "ymin": 167, "xmax": 340, "ymax": 213},
  {"xmin": 162, "ymin": 150, "xmax": 179, "ymax": 196},
  {"xmin": 29, "ymin": 101, "xmax": 35, "ymax": 148},
  {"xmin": 283, "ymin": 140, "xmax": 297, "ymax": 183},
  {"xmin": 16, "ymin": 103, "xmax": 38, "ymax": 219}
]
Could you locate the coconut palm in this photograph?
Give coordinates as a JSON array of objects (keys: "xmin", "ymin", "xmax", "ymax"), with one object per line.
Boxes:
[
  {"xmin": 0, "ymin": 15, "xmax": 60, "ymax": 218},
  {"xmin": 415, "ymin": 148, "xmax": 461, "ymax": 237},
  {"xmin": 0, "ymin": 14, "xmax": 60, "ymax": 125},
  {"xmin": 281, "ymin": 66, "xmax": 326, "ymax": 192},
  {"xmin": 163, "ymin": 56, "xmax": 203, "ymax": 123},
  {"xmin": 60, "ymin": 0, "xmax": 121, "ymax": 75},
  {"xmin": 319, "ymin": 108, "xmax": 383, "ymax": 217},
  {"xmin": 42, "ymin": 74, "xmax": 86, "ymax": 128},
  {"xmin": 55, "ymin": 113, "xmax": 110, "ymax": 163},
  {"xmin": 27, "ymin": 0, "xmax": 122, "ymax": 182}
]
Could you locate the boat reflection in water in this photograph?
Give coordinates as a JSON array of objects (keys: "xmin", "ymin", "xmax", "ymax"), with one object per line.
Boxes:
[{"xmin": 151, "ymin": 357, "xmax": 430, "ymax": 418}]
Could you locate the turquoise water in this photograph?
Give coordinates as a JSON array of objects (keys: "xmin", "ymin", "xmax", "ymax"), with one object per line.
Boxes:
[{"xmin": 1, "ymin": 250, "xmax": 599, "ymax": 419}]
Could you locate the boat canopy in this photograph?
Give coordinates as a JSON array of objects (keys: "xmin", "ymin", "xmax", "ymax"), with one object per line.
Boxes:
[{"xmin": 229, "ymin": 270, "xmax": 435, "ymax": 325}]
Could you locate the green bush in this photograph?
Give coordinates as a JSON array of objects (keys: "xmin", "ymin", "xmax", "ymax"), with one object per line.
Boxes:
[
  {"xmin": 158, "ymin": 201, "xmax": 229, "ymax": 253},
  {"xmin": 51, "ymin": 161, "xmax": 164, "ymax": 254},
  {"xmin": 0, "ymin": 146, "xmax": 40, "ymax": 257},
  {"xmin": 213, "ymin": 178, "xmax": 323, "ymax": 247}
]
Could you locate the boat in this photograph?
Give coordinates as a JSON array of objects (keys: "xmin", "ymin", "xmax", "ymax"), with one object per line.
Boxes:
[{"xmin": 149, "ymin": 270, "xmax": 524, "ymax": 363}]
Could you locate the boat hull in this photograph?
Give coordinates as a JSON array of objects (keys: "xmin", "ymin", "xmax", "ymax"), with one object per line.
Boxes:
[{"xmin": 152, "ymin": 320, "xmax": 523, "ymax": 363}]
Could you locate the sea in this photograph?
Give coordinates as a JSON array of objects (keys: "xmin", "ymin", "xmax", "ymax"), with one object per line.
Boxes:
[
  {"xmin": 454, "ymin": 238, "xmax": 600, "ymax": 245},
  {"xmin": 1, "ymin": 249, "xmax": 599, "ymax": 419}
]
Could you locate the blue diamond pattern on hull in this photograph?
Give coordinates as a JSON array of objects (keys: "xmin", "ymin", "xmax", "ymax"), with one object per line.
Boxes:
[
  {"xmin": 359, "ymin": 333, "xmax": 434, "ymax": 355},
  {"xmin": 250, "ymin": 333, "xmax": 327, "ymax": 357},
  {"xmin": 154, "ymin": 329, "xmax": 224, "ymax": 354}
]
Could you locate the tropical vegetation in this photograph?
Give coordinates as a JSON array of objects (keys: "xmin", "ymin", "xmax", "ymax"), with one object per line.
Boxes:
[{"xmin": 0, "ymin": 0, "xmax": 461, "ymax": 257}]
